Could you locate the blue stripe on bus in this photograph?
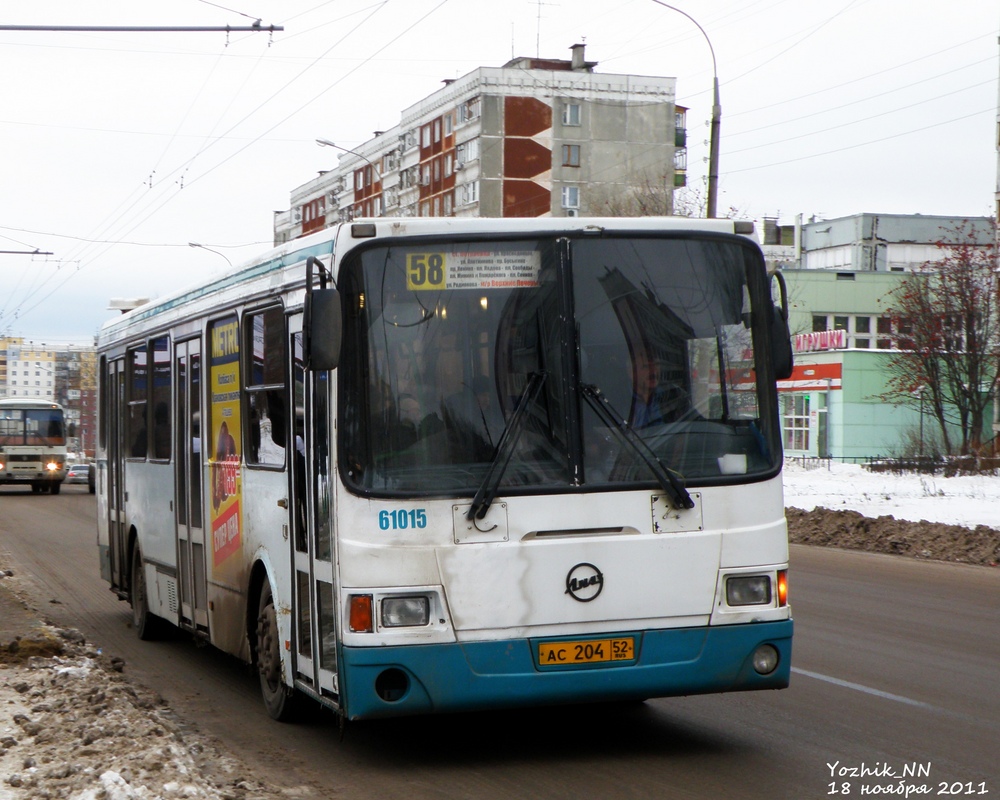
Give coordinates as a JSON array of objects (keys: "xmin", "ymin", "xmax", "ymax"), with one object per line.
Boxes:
[{"xmin": 340, "ymin": 620, "xmax": 793, "ymax": 720}]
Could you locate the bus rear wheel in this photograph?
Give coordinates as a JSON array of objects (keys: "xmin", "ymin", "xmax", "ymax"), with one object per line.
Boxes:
[{"xmin": 255, "ymin": 582, "xmax": 298, "ymax": 721}]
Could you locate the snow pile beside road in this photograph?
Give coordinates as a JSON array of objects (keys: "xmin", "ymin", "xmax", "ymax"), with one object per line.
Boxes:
[
  {"xmin": 782, "ymin": 460, "xmax": 1000, "ymax": 530},
  {"xmin": 0, "ymin": 629, "xmax": 285, "ymax": 800}
]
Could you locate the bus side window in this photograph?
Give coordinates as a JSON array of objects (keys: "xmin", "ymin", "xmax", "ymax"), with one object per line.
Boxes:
[
  {"xmin": 266, "ymin": 390, "xmax": 286, "ymax": 447},
  {"xmin": 127, "ymin": 346, "xmax": 148, "ymax": 459},
  {"xmin": 247, "ymin": 390, "xmax": 287, "ymax": 466},
  {"xmin": 245, "ymin": 307, "xmax": 287, "ymax": 467},
  {"xmin": 150, "ymin": 336, "xmax": 171, "ymax": 461},
  {"xmin": 152, "ymin": 403, "xmax": 170, "ymax": 457},
  {"xmin": 247, "ymin": 391, "xmax": 287, "ymax": 465},
  {"xmin": 47, "ymin": 416, "xmax": 64, "ymax": 447}
]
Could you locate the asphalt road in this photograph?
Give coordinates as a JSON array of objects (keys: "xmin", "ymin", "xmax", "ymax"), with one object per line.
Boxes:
[{"xmin": 1, "ymin": 484, "xmax": 997, "ymax": 799}]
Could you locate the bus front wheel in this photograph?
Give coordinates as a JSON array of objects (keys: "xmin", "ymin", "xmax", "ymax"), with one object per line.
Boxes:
[
  {"xmin": 255, "ymin": 582, "xmax": 298, "ymax": 722},
  {"xmin": 131, "ymin": 546, "xmax": 162, "ymax": 640}
]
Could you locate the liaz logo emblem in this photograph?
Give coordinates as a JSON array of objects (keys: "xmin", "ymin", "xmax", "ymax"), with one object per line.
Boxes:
[{"xmin": 565, "ymin": 563, "xmax": 603, "ymax": 602}]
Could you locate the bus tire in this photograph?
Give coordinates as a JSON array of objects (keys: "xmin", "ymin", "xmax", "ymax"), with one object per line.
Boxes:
[
  {"xmin": 255, "ymin": 582, "xmax": 298, "ymax": 722},
  {"xmin": 51, "ymin": 483, "xmax": 61, "ymax": 495},
  {"xmin": 131, "ymin": 546, "xmax": 162, "ymax": 640}
]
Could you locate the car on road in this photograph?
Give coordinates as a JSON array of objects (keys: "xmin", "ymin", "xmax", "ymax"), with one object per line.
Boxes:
[{"xmin": 65, "ymin": 464, "xmax": 93, "ymax": 492}]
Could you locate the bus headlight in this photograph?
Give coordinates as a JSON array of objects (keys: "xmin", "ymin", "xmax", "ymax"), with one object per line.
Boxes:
[
  {"xmin": 381, "ymin": 596, "xmax": 429, "ymax": 628},
  {"xmin": 726, "ymin": 575, "xmax": 771, "ymax": 606},
  {"xmin": 46, "ymin": 461, "xmax": 60, "ymax": 472}
]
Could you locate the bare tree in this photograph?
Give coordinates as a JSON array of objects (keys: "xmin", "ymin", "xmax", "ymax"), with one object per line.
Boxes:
[
  {"xmin": 672, "ymin": 185, "xmax": 747, "ymax": 220},
  {"xmin": 590, "ymin": 176, "xmax": 745, "ymax": 220},
  {"xmin": 671, "ymin": 185, "xmax": 702, "ymax": 218},
  {"xmin": 589, "ymin": 170, "xmax": 675, "ymax": 216},
  {"xmin": 881, "ymin": 221, "xmax": 1000, "ymax": 455}
]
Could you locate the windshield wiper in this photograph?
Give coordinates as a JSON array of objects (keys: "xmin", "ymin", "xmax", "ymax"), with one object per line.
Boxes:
[
  {"xmin": 580, "ymin": 383, "xmax": 694, "ymax": 510},
  {"xmin": 467, "ymin": 370, "xmax": 547, "ymax": 521}
]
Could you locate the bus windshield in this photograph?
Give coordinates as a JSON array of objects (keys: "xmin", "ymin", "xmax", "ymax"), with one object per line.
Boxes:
[
  {"xmin": 0, "ymin": 408, "xmax": 66, "ymax": 447},
  {"xmin": 339, "ymin": 234, "xmax": 780, "ymax": 497}
]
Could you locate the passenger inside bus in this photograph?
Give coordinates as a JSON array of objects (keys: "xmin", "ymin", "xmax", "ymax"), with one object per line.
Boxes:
[
  {"xmin": 629, "ymin": 349, "xmax": 689, "ymax": 427},
  {"xmin": 389, "ymin": 392, "xmax": 440, "ymax": 445}
]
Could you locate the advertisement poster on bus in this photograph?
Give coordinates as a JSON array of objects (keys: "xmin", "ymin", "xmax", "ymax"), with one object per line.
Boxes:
[{"xmin": 209, "ymin": 316, "xmax": 243, "ymax": 573}]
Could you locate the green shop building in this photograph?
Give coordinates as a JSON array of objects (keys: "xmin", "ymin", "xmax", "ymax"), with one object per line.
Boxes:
[{"xmin": 777, "ymin": 213, "xmax": 995, "ymax": 461}]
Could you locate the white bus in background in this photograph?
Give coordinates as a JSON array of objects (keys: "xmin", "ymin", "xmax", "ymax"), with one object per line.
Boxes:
[
  {"xmin": 0, "ymin": 399, "xmax": 68, "ymax": 493},
  {"xmin": 96, "ymin": 216, "xmax": 794, "ymax": 722}
]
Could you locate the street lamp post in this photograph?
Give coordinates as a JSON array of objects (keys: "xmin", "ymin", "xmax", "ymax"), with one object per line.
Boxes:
[
  {"xmin": 316, "ymin": 139, "xmax": 378, "ymax": 173},
  {"xmin": 650, "ymin": 1, "xmax": 721, "ymax": 219},
  {"xmin": 316, "ymin": 139, "xmax": 382, "ymax": 216},
  {"xmin": 188, "ymin": 242, "xmax": 232, "ymax": 267}
]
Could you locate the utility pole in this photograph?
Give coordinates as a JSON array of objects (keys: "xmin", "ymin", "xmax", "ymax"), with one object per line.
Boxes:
[{"xmin": 650, "ymin": 1, "xmax": 721, "ymax": 218}]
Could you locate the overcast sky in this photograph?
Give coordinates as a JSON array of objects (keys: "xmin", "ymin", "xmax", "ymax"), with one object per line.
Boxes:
[{"xmin": 1, "ymin": 0, "xmax": 996, "ymax": 344}]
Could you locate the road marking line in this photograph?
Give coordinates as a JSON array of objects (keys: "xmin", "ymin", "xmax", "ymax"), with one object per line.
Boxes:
[
  {"xmin": 794, "ymin": 667, "xmax": 1000, "ymax": 734},
  {"xmin": 791, "ymin": 667, "xmax": 935, "ymax": 709}
]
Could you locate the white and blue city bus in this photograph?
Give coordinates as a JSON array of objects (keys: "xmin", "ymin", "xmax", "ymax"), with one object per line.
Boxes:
[
  {"xmin": 0, "ymin": 399, "xmax": 68, "ymax": 494},
  {"xmin": 96, "ymin": 216, "xmax": 793, "ymax": 721}
]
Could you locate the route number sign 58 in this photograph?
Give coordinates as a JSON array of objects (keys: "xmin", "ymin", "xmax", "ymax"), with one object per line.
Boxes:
[{"xmin": 406, "ymin": 253, "xmax": 446, "ymax": 291}]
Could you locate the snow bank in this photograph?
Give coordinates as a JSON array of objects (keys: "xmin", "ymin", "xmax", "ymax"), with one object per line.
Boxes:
[{"xmin": 783, "ymin": 460, "xmax": 1000, "ymax": 530}]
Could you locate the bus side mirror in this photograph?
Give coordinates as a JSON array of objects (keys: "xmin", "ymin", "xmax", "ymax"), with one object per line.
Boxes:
[
  {"xmin": 304, "ymin": 288, "xmax": 342, "ymax": 371},
  {"xmin": 771, "ymin": 306, "xmax": 793, "ymax": 380},
  {"xmin": 769, "ymin": 270, "xmax": 793, "ymax": 380}
]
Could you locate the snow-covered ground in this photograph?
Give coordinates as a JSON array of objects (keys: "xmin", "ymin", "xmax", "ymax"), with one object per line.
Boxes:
[{"xmin": 783, "ymin": 460, "xmax": 1000, "ymax": 530}]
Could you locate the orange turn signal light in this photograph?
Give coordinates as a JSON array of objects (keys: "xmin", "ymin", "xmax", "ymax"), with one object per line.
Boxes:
[
  {"xmin": 776, "ymin": 570, "xmax": 788, "ymax": 606},
  {"xmin": 349, "ymin": 594, "xmax": 374, "ymax": 633}
]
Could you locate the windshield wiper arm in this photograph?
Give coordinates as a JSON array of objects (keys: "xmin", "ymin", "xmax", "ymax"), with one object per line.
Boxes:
[
  {"xmin": 580, "ymin": 383, "xmax": 694, "ymax": 510},
  {"xmin": 467, "ymin": 370, "xmax": 547, "ymax": 521}
]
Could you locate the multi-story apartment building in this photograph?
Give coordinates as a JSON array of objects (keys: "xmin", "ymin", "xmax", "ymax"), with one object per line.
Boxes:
[
  {"xmin": 0, "ymin": 338, "xmax": 57, "ymax": 401},
  {"xmin": 274, "ymin": 44, "xmax": 686, "ymax": 243},
  {"xmin": 55, "ymin": 345, "xmax": 98, "ymax": 458}
]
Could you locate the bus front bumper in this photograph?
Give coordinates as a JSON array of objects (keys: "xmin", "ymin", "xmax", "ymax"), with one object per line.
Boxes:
[{"xmin": 340, "ymin": 619, "xmax": 792, "ymax": 720}]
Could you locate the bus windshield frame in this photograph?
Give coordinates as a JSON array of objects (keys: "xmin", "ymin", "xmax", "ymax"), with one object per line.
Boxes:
[
  {"xmin": 337, "ymin": 231, "xmax": 781, "ymax": 499},
  {"xmin": 0, "ymin": 407, "xmax": 66, "ymax": 447}
]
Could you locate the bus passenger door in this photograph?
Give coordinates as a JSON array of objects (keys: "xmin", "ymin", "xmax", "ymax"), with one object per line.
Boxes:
[
  {"xmin": 175, "ymin": 339, "xmax": 209, "ymax": 633},
  {"xmin": 289, "ymin": 321, "xmax": 340, "ymax": 703},
  {"xmin": 106, "ymin": 357, "xmax": 129, "ymax": 595}
]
